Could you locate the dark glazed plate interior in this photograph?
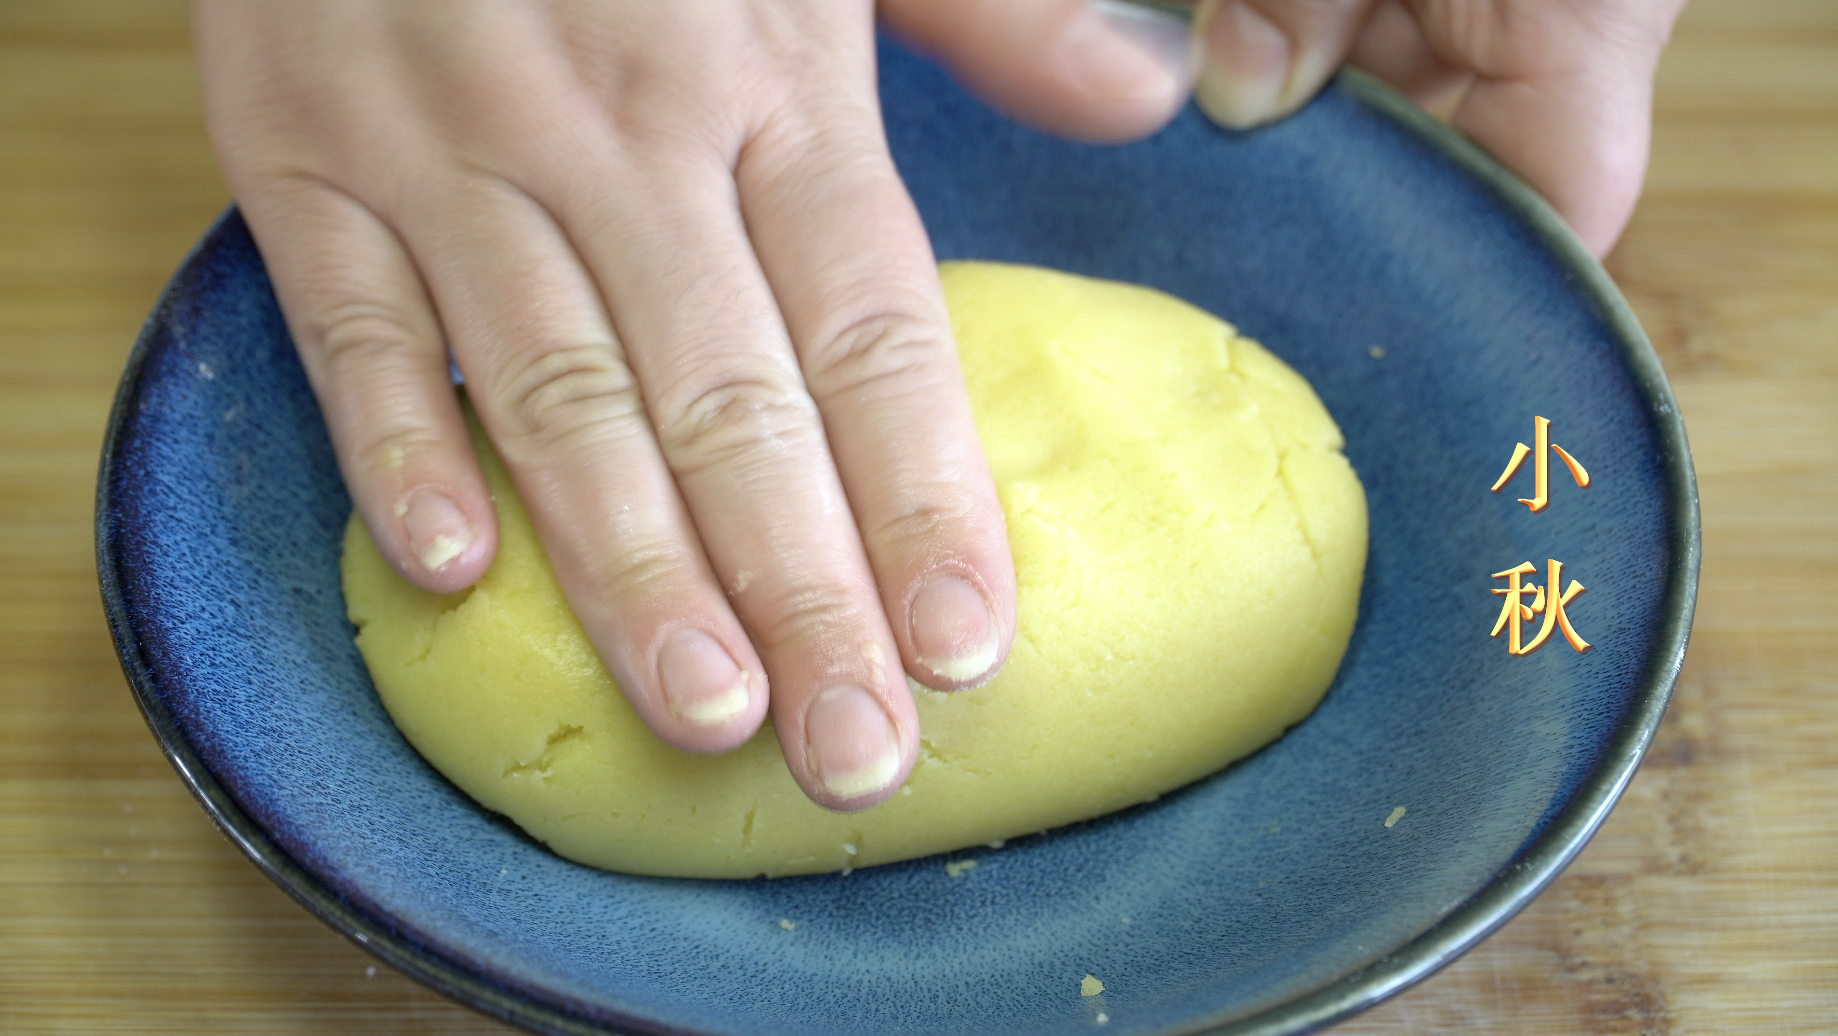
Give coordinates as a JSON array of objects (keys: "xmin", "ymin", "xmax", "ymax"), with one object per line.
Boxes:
[{"xmin": 99, "ymin": 42, "xmax": 1697, "ymax": 1036}]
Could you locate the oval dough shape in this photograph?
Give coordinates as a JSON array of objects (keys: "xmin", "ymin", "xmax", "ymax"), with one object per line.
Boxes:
[{"xmin": 342, "ymin": 262, "xmax": 1368, "ymax": 878}]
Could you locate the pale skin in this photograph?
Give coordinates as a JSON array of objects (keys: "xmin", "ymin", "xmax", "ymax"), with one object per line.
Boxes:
[{"xmin": 194, "ymin": 0, "xmax": 1683, "ymax": 812}]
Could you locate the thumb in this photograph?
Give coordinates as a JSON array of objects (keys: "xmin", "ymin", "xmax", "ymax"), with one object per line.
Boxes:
[
  {"xmin": 880, "ymin": 0, "xmax": 1198, "ymax": 144},
  {"xmin": 1190, "ymin": 0, "xmax": 1380, "ymax": 128}
]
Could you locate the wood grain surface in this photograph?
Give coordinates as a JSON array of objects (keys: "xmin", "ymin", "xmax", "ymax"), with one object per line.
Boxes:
[{"xmin": 2, "ymin": 2, "xmax": 1833, "ymax": 1032}]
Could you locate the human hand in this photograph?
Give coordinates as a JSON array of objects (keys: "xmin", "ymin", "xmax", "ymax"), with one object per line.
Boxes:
[
  {"xmin": 1189, "ymin": 0, "xmax": 1686, "ymax": 256},
  {"xmin": 194, "ymin": 1, "xmax": 1184, "ymax": 812},
  {"xmin": 890, "ymin": 0, "xmax": 1685, "ymax": 258}
]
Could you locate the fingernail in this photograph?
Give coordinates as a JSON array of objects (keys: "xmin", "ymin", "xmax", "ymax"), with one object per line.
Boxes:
[
  {"xmin": 1065, "ymin": 0, "xmax": 1198, "ymax": 101},
  {"xmin": 658, "ymin": 628, "xmax": 751, "ymax": 727},
  {"xmin": 805, "ymin": 686, "xmax": 901, "ymax": 801},
  {"xmin": 1194, "ymin": 0, "xmax": 1292, "ymax": 128},
  {"xmin": 403, "ymin": 490, "xmax": 473, "ymax": 574},
  {"xmin": 910, "ymin": 575, "xmax": 1000, "ymax": 684}
]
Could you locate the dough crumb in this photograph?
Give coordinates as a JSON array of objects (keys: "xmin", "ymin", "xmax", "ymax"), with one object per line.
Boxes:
[
  {"xmin": 945, "ymin": 859, "xmax": 977, "ymax": 877},
  {"xmin": 986, "ymin": 839, "xmax": 1005, "ymax": 849},
  {"xmin": 778, "ymin": 919, "xmax": 795, "ymax": 931},
  {"xmin": 842, "ymin": 842, "xmax": 858, "ymax": 856},
  {"xmin": 1081, "ymin": 975, "xmax": 1105, "ymax": 997},
  {"xmin": 1384, "ymin": 806, "xmax": 1407, "ymax": 828},
  {"xmin": 1095, "ymin": 1012, "xmax": 1109, "ymax": 1025},
  {"xmin": 1368, "ymin": 344, "xmax": 1387, "ymax": 360},
  {"xmin": 840, "ymin": 866, "xmax": 853, "ymax": 876}
]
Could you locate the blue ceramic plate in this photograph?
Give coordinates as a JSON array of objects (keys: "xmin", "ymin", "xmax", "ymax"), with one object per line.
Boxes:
[{"xmin": 99, "ymin": 42, "xmax": 1697, "ymax": 1036}]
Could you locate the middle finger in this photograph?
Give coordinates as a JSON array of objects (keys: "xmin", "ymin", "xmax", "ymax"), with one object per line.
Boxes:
[
  {"xmin": 395, "ymin": 175, "xmax": 771, "ymax": 757},
  {"xmin": 555, "ymin": 146, "xmax": 921, "ymax": 812}
]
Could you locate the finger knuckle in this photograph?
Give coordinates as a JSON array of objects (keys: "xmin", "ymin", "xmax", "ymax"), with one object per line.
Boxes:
[
  {"xmin": 494, "ymin": 344, "xmax": 646, "ymax": 454},
  {"xmin": 869, "ymin": 500, "xmax": 978, "ymax": 556},
  {"xmin": 310, "ymin": 301, "xmax": 430, "ymax": 380},
  {"xmin": 755, "ymin": 583, "xmax": 875, "ymax": 655},
  {"xmin": 655, "ymin": 369, "xmax": 820, "ymax": 476},
  {"xmin": 354, "ymin": 423, "xmax": 447, "ymax": 479},
  {"xmin": 804, "ymin": 312, "xmax": 953, "ymax": 405},
  {"xmin": 748, "ymin": 103, "xmax": 879, "ymax": 177},
  {"xmin": 583, "ymin": 540, "xmax": 703, "ymax": 611}
]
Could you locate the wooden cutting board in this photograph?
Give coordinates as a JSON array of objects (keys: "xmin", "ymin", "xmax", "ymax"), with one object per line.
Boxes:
[{"xmin": 2, "ymin": 1, "xmax": 1833, "ymax": 1031}]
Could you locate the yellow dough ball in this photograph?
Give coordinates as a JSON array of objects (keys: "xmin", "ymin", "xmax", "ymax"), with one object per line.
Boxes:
[{"xmin": 341, "ymin": 262, "xmax": 1367, "ymax": 878}]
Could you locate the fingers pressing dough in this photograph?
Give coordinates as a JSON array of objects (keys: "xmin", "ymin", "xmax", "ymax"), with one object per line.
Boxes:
[{"xmin": 341, "ymin": 263, "xmax": 1367, "ymax": 878}]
